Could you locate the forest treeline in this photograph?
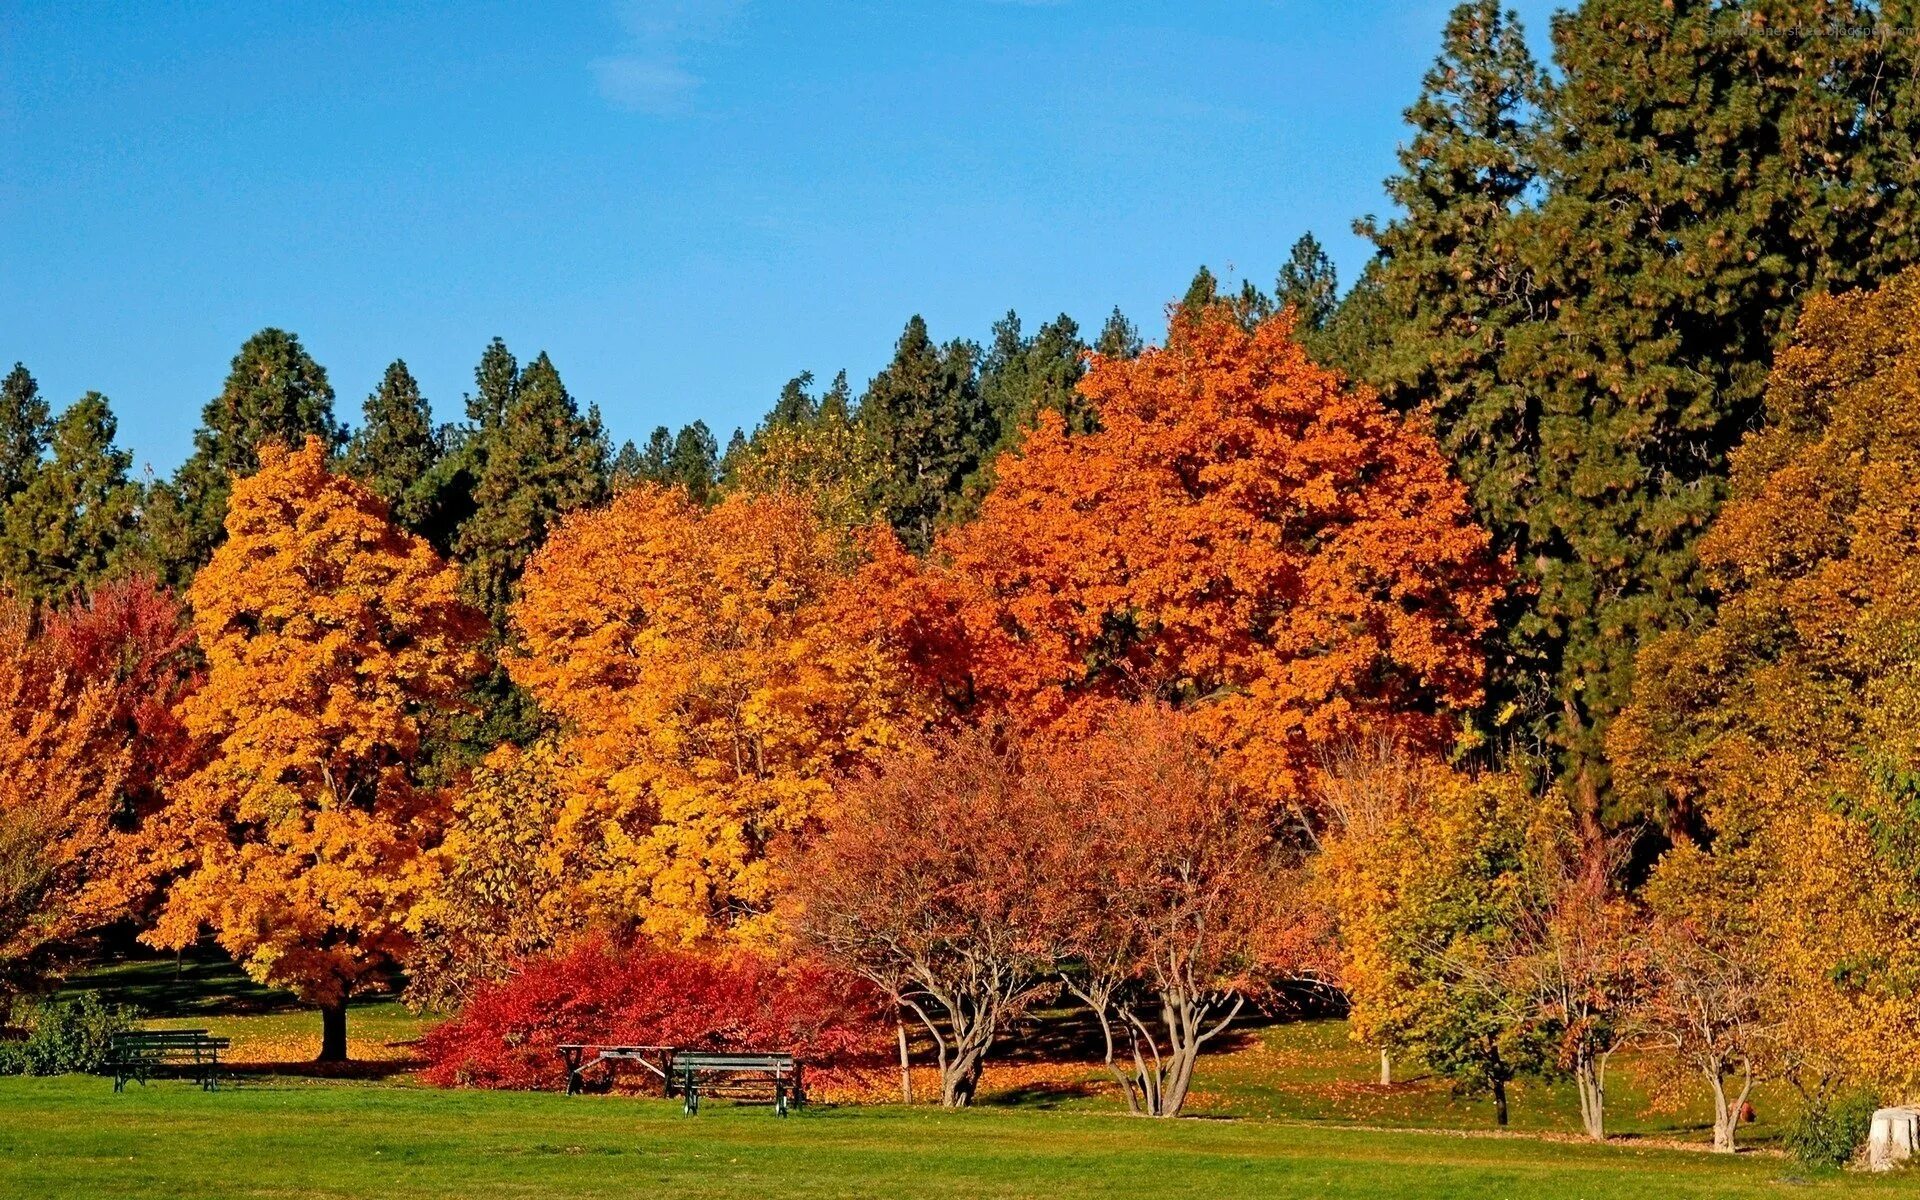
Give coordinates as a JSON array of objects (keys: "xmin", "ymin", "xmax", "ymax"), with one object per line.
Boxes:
[{"xmin": 5, "ymin": 0, "xmax": 1920, "ymax": 1159}]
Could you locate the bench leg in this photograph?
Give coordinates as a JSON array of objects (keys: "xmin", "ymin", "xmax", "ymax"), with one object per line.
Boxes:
[{"xmin": 683, "ymin": 1069, "xmax": 698, "ymax": 1116}]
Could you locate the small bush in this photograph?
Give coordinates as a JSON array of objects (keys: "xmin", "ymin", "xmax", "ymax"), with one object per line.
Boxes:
[
  {"xmin": 0, "ymin": 993, "xmax": 138, "ymax": 1076},
  {"xmin": 419, "ymin": 937, "xmax": 889, "ymax": 1090},
  {"xmin": 1786, "ymin": 1089, "xmax": 1880, "ymax": 1168}
]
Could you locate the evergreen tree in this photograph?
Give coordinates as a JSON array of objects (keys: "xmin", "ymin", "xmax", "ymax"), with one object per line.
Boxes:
[
  {"xmin": 720, "ymin": 427, "xmax": 749, "ymax": 486},
  {"xmin": 978, "ymin": 311, "xmax": 1090, "ymax": 442},
  {"xmin": 1181, "ymin": 266, "xmax": 1273, "ymax": 330},
  {"xmin": 0, "ymin": 364, "xmax": 49, "ymax": 502},
  {"xmin": 151, "ymin": 328, "xmax": 342, "ymax": 581},
  {"xmin": 1093, "ymin": 308, "xmax": 1143, "ymax": 360},
  {"xmin": 770, "ymin": 372, "xmax": 819, "ymax": 427},
  {"xmin": 668, "ymin": 420, "xmax": 720, "ymax": 503},
  {"xmin": 0, "ymin": 393, "xmax": 139, "ymax": 603},
  {"xmin": 640, "ymin": 426, "xmax": 674, "ymax": 481},
  {"xmin": 610, "ymin": 439, "xmax": 645, "ymax": 490},
  {"xmin": 468, "ymin": 337, "xmax": 518, "ymax": 429},
  {"xmin": 1507, "ymin": 0, "xmax": 1920, "ymax": 815},
  {"xmin": 455, "ymin": 349, "xmax": 607, "ymax": 626},
  {"xmin": 857, "ymin": 315, "xmax": 990, "ymax": 552},
  {"xmin": 1339, "ymin": 0, "xmax": 1550, "ymax": 742},
  {"xmin": 1276, "ymin": 232, "xmax": 1339, "ymax": 335},
  {"xmin": 344, "ymin": 359, "xmax": 441, "ymax": 533},
  {"xmin": 817, "ymin": 369, "xmax": 853, "ymax": 421}
]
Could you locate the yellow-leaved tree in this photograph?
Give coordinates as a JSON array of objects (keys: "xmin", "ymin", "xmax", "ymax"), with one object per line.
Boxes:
[
  {"xmin": 1613, "ymin": 266, "xmax": 1920, "ymax": 1106},
  {"xmin": 144, "ymin": 438, "xmax": 485, "ymax": 1060},
  {"xmin": 508, "ymin": 483, "xmax": 922, "ymax": 944}
]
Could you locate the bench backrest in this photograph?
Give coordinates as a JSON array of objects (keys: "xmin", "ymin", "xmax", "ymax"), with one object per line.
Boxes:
[
  {"xmin": 674, "ymin": 1051, "xmax": 796, "ymax": 1071},
  {"xmin": 112, "ymin": 1031, "xmax": 230, "ymax": 1049}
]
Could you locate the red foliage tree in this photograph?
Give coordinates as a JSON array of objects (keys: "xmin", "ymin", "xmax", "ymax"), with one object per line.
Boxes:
[
  {"xmin": 420, "ymin": 938, "xmax": 888, "ymax": 1091},
  {"xmin": 41, "ymin": 573, "xmax": 203, "ymax": 821},
  {"xmin": 784, "ymin": 723, "xmax": 1065, "ymax": 1108},
  {"xmin": 1038, "ymin": 702, "xmax": 1330, "ymax": 1116}
]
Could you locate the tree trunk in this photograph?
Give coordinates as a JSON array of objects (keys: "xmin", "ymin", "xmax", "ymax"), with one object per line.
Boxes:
[
  {"xmin": 896, "ymin": 1018, "xmax": 913, "ymax": 1104},
  {"xmin": 1709, "ymin": 1074, "xmax": 1735, "ymax": 1152},
  {"xmin": 941, "ymin": 1043, "xmax": 986, "ymax": 1108},
  {"xmin": 1379, "ymin": 1049, "xmax": 1392, "ymax": 1086},
  {"xmin": 318, "ymin": 999, "xmax": 348, "ymax": 1063},
  {"xmin": 1492, "ymin": 1076, "xmax": 1509, "ymax": 1127},
  {"xmin": 1708, "ymin": 1066, "xmax": 1753, "ymax": 1153},
  {"xmin": 1574, "ymin": 1057, "xmax": 1607, "ymax": 1142}
]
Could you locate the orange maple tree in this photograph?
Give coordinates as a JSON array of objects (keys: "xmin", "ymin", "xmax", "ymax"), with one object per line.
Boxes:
[
  {"xmin": 507, "ymin": 483, "xmax": 923, "ymax": 945},
  {"xmin": 143, "ymin": 438, "xmax": 485, "ymax": 1059},
  {"xmin": 877, "ymin": 306, "xmax": 1503, "ymax": 811}
]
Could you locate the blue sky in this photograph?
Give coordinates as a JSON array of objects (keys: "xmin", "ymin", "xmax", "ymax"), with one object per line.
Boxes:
[{"xmin": 0, "ymin": 1, "xmax": 1560, "ymax": 475}]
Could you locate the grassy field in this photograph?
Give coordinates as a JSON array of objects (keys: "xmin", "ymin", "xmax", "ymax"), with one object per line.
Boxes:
[
  {"xmin": 4, "ymin": 949, "xmax": 1895, "ymax": 1197},
  {"xmin": 1, "ymin": 1075, "xmax": 1906, "ymax": 1200}
]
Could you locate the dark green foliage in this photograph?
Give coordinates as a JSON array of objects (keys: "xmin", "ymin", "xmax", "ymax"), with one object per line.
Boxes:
[
  {"xmin": 857, "ymin": 316, "xmax": 990, "ymax": 552},
  {"xmin": 1339, "ymin": 0, "xmax": 1920, "ymax": 817},
  {"xmin": 0, "ymin": 993, "xmax": 136, "ymax": 1076},
  {"xmin": 0, "ymin": 394, "xmax": 140, "ymax": 603},
  {"xmin": 1276, "ymin": 232, "xmax": 1339, "ymax": 336},
  {"xmin": 343, "ymin": 359, "xmax": 442, "ymax": 534},
  {"xmin": 452, "ymin": 347, "xmax": 608, "ymax": 627},
  {"xmin": 1511, "ymin": 0, "xmax": 1920, "ymax": 813},
  {"xmin": 668, "ymin": 420, "xmax": 720, "ymax": 504},
  {"xmin": 152, "ymin": 328, "xmax": 343, "ymax": 583},
  {"xmin": 953, "ymin": 311, "xmax": 1093, "ymax": 521},
  {"xmin": 610, "ymin": 439, "xmax": 645, "ymax": 491},
  {"xmin": 1092, "ymin": 308, "xmax": 1142, "ymax": 360},
  {"xmin": 1181, "ymin": 266, "xmax": 1276, "ymax": 331},
  {"xmin": 1785, "ymin": 1090, "xmax": 1880, "ymax": 1169},
  {"xmin": 978, "ymin": 311, "xmax": 1090, "ymax": 443},
  {"xmin": 0, "ymin": 364, "xmax": 49, "ymax": 503}
]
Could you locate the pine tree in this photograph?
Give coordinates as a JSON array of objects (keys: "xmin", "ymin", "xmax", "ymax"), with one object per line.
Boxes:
[
  {"xmin": 0, "ymin": 364, "xmax": 49, "ymax": 503},
  {"xmin": 344, "ymin": 359, "xmax": 441, "ymax": 533},
  {"xmin": 1276, "ymin": 232, "xmax": 1339, "ymax": 335},
  {"xmin": 978, "ymin": 311, "xmax": 1090, "ymax": 443},
  {"xmin": 0, "ymin": 393, "xmax": 139, "ymax": 603},
  {"xmin": 857, "ymin": 316, "xmax": 990, "ymax": 552},
  {"xmin": 1181, "ymin": 266, "xmax": 1273, "ymax": 330},
  {"xmin": 455, "ymin": 349, "xmax": 607, "ymax": 626},
  {"xmin": 640, "ymin": 426, "xmax": 674, "ymax": 481},
  {"xmin": 770, "ymin": 372, "xmax": 819, "ymax": 427},
  {"xmin": 150, "ymin": 328, "xmax": 342, "ymax": 581},
  {"xmin": 610, "ymin": 439, "xmax": 645, "ymax": 491},
  {"xmin": 1338, "ymin": 0, "xmax": 1550, "ymax": 743},
  {"xmin": 668, "ymin": 420, "xmax": 720, "ymax": 503},
  {"xmin": 1509, "ymin": 0, "xmax": 1920, "ymax": 815},
  {"xmin": 1093, "ymin": 308, "xmax": 1143, "ymax": 360}
]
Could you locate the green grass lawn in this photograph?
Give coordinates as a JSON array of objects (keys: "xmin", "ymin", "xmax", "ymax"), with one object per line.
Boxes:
[
  {"xmin": 0, "ymin": 1074, "xmax": 1902, "ymax": 1200},
  {"xmin": 13, "ymin": 951, "xmax": 1897, "ymax": 1197}
]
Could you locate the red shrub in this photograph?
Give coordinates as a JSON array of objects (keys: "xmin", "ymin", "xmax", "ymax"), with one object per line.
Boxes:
[{"xmin": 419, "ymin": 938, "xmax": 890, "ymax": 1090}]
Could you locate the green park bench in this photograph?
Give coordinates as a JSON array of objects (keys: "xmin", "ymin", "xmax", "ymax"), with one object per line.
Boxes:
[
  {"xmin": 556, "ymin": 1044, "xmax": 803, "ymax": 1116},
  {"xmin": 108, "ymin": 1029, "xmax": 230, "ymax": 1093},
  {"xmin": 672, "ymin": 1051, "xmax": 803, "ymax": 1117}
]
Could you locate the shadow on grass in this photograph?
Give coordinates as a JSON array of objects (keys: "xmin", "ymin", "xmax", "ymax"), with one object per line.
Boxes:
[{"xmin": 61, "ymin": 942, "xmax": 304, "ymax": 1019}]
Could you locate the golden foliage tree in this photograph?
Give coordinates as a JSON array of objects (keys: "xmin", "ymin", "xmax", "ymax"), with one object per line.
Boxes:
[
  {"xmin": 144, "ymin": 438, "xmax": 484, "ymax": 1060},
  {"xmin": 403, "ymin": 739, "xmax": 584, "ymax": 1011},
  {"xmin": 1612, "ymin": 266, "xmax": 1920, "ymax": 1103},
  {"xmin": 508, "ymin": 484, "xmax": 923, "ymax": 945}
]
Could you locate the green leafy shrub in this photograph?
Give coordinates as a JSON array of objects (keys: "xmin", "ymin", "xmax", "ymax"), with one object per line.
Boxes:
[
  {"xmin": 0, "ymin": 993, "xmax": 138, "ymax": 1076},
  {"xmin": 1785, "ymin": 1089, "xmax": 1880, "ymax": 1168}
]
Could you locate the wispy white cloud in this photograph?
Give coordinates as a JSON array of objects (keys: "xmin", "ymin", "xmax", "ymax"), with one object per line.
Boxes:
[{"xmin": 592, "ymin": 0, "xmax": 743, "ymax": 115}]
